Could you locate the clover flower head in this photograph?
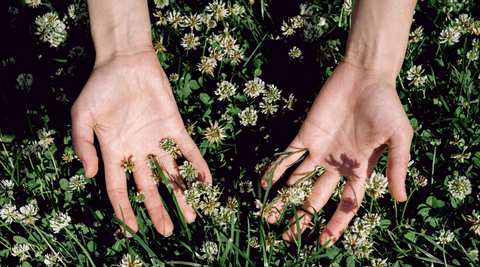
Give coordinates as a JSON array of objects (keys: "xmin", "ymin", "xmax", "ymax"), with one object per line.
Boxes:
[
  {"xmin": 12, "ymin": 243, "xmax": 30, "ymax": 262},
  {"xmin": 119, "ymin": 254, "xmax": 143, "ymax": 267},
  {"xmin": 69, "ymin": 174, "xmax": 86, "ymax": 191},
  {"xmin": 406, "ymin": 65, "xmax": 427, "ymax": 87},
  {"xmin": 244, "ymin": 78, "xmax": 265, "ymax": 98},
  {"xmin": 364, "ymin": 171, "xmax": 389, "ymax": 200},
  {"xmin": 409, "ymin": 26, "xmax": 424, "ymax": 44},
  {"xmin": 448, "ymin": 175, "xmax": 471, "ymax": 200},
  {"xmin": 289, "ymin": 46, "xmax": 303, "ymax": 61},
  {"xmin": 122, "ymin": 156, "xmax": 136, "ymax": 173},
  {"xmin": 299, "ymin": 245, "xmax": 316, "ymax": 259},
  {"xmin": 439, "ymin": 26, "xmax": 460, "ymax": 45},
  {"xmin": 17, "ymin": 204, "xmax": 38, "ymax": 225},
  {"xmin": 436, "ymin": 229, "xmax": 454, "ymax": 244},
  {"xmin": 44, "ymin": 253, "xmax": 59, "ymax": 266},
  {"xmin": 0, "ymin": 204, "xmax": 17, "ymax": 224},
  {"xmin": 467, "ymin": 210, "xmax": 480, "ymax": 236},
  {"xmin": 239, "ymin": 181, "xmax": 253, "ymax": 193},
  {"xmin": 154, "ymin": 0, "xmax": 169, "ymax": 9},
  {"xmin": 204, "ymin": 121, "xmax": 226, "ymax": 145},
  {"xmin": 0, "ymin": 179, "xmax": 14, "ymax": 196},
  {"xmin": 238, "ymin": 107, "xmax": 258, "ymax": 126},
  {"xmin": 201, "ymin": 241, "xmax": 218, "ymax": 261},
  {"xmin": 50, "ymin": 212, "xmax": 71, "ymax": 233},
  {"xmin": 179, "ymin": 161, "xmax": 198, "ymax": 182},
  {"xmin": 159, "ymin": 137, "xmax": 182, "ymax": 159},
  {"xmin": 215, "ymin": 81, "xmax": 236, "ymax": 101}
]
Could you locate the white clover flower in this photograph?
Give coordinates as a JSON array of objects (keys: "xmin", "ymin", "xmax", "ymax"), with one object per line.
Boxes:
[
  {"xmin": 67, "ymin": 2, "xmax": 88, "ymax": 24},
  {"xmin": 179, "ymin": 161, "xmax": 198, "ymax": 182},
  {"xmin": 289, "ymin": 46, "xmax": 303, "ymax": 60},
  {"xmin": 16, "ymin": 73, "xmax": 33, "ymax": 92},
  {"xmin": 69, "ymin": 174, "xmax": 86, "ymax": 192},
  {"xmin": 316, "ymin": 17, "xmax": 326, "ymax": 27},
  {"xmin": 220, "ymin": 35, "xmax": 240, "ymax": 57},
  {"xmin": 2, "ymin": 57, "xmax": 15, "ymax": 66},
  {"xmin": 0, "ymin": 179, "xmax": 14, "ymax": 196},
  {"xmin": 239, "ymin": 181, "xmax": 253, "ymax": 193},
  {"xmin": 119, "ymin": 254, "xmax": 143, "ymax": 267},
  {"xmin": 435, "ymin": 229, "xmax": 454, "ymax": 244},
  {"xmin": 342, "ymin": 0, "xmax": 353, "ymax": 15},
  {"xmin": 68, "ymin": 46, "xmax": 86, "ymax": 61},
  {"xmin": 259, "ymin": 102, "xmax": 279, "ymax": 115},
  {"xmin": 37, "ymin": 128, "xmax": 54, "ymax": 147},
  {"xmin": 154, "ymin": 0, "xmax": 169, "ymax": 9},
  {"xmin": 50, "ymin": 212, "xmax": 71, "ymax": 233},
  {"xmin": 451, "ymin": 146, "xmax": 472, "ymax": 163},
  {"xmin": 181, "ymin": 32, "xmax": 200, "ymax": 50},
  {"xmin": 249, "ymin": 236, "xmax": 260, "ymax": 249},
  {"xmin": 299, "ymin": 245, "xmax": 316, "ymax": 259},
  {"xmin": 166, "ymin": 10, "xmax": 183, "ymax": 29},
  {"xmin": 364, "ymin": 171, "xmax": 389, "ymax": 200},
  {"xmin": 332, "ymin": 180, "xmax": 346, "ymax": 199},
  {"xmin": 0, "ymin": 204, "xmax": 17, "ymax": 224},
  {"xmin": 206, "ymin": 0, "xmax": 230, "ymax": 21},
  {"xmin": 169, "ymin": 73, "xmax": 179, "ymax": 82},
  {"xmin": 409, "ymin": 26, "xmax": 424, "ymax": 44},
  {"xmin": 362, "ymin": 213, "xmax": 381, "ymax": 230},
  {"xmin": 215, "ymin": 81, "xmax": 236, "ymax": 101},
  {"xmin": 17, "ymin": 204, "xmax": 38, "ymax": 225},
  {"xmin": 204, "ymin": 121, "xmax": 226, "ymax": 145},
  {"xmin": 26, "ymin": 0, "xmax": 41, "ymax": 8},
  {"xmin": 244, "ymin": 78, "xmax": 265, "ymax": 98},
  {"xmin": 238, "ymin": 107, "xmax": 258, "ymax": 126},
  {"xmin": 369, "ymin": 258, "xmax": 388, "ymax": 267},
  {"xmin": 302, "ymin": 23, "xmax": 323, "ymax": 42},
  {"xmin": 214, "ymin": 206, "xmax": 236, "ymax": 228},
  {"xmin": 439, "ymin": 26, "xmax": 460, "ymax": 45},
  {"xmin": 456, "ymin": 14, "xmax": 473, "ymax": 34},
  {"xmin": 281, "ymin": 20, "xmax": 295, "ymax": 36},
  {"xmin": 197, "ymin": 57, "xmax": 217, "ymax": 76},
  {"xmin": 469, "ymin": 250, "xmax": 479, "ymax": 261},
  {"xmin": 12, "ymin": 243, "xmax": 30, "ymax": 262},
  {"xmin": 406, "ymin": 65, "xmax": 427, "ymax": 87},
  {"xmin": 159, "ymin": 137, "xmax": 182, "ymax": 159},
  {"xmin": 35, "ymin": 12, "xmax": 67, "ymax": 47},
  {"xmin": 263, "ymin": 84, "xmax": 282, "ymax": 104},
  {"xmin": 448, "ymin": 175, "xmax": 471, "ymax": 200},
  {"xmin": 201, "ymin": 241, "xmax": 218, "ymax": 261},
  {"xmin": 232, "ymin": 4, "xmax": 245, "ymax": 16},
  {"xmin": 283, "ymin": 93, "xmax": 296, "ymax": 110},
  {"xmin": 44, "ymin": 253, "xmax": 59, "ymax": 266},
  {"xmin": 183, "ymin": 13, "xmax": 202, "ymax": 31},
  {"xmin": 467, "ymin": 210, "xmax": 480, "ymax": 236}
]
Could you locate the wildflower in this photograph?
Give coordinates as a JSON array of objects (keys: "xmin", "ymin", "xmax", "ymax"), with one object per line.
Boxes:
[
  {"xmin": 409, "ymin": 26, "xmax": 424, "ymax": 44},
  {"xmin": 152, "ymin": 170, "xmax": 162, "ymax": 185},
  {"xmin": 439, "ymin": 26, "xmax": 460, "ymax": 45},
  {"xmin": 181, "ymin": 32, "xmax": 200, "ymax": 50},
  {"xmin": 291, "ymin": 16, "xmax": 305, "ymax": 29},
  {"xmin": 2, "ymin": 57, "xmax": 15, "ymax": 67},
  {"xmin": 220, "ymin": 35, "xmax": 240, "ymax": 57},
  {"xmin": 226, "ymin": 196, "xmax": 238, "ymax": 211},
  {"xmin": 214, "ymin": 206, "xmax": 236, "ymax": 228},
  {"xmin": 469, "ymin": 250, "xmax": 479, "ymax": 261},
  {"xmin": 153, "ymin": 38, "xmax": 167, "ymax": 54},
  {"xmin": 230, "ymin": 50, "xmax": 244, "ymax": 65},
  {"xmin": 0, "ymin": 204, "xmax": 17, "ymax": 223},
  {"xmin": 197, "ymin": 57, "xmax": 217, "ymax": 76},
  {"xmin": 278, "ymin": 187, "xmax": 306, "ymax": 206},
  {"xmin": 154, "ymin": 0, "xmax": 169, "ymax": 9},
  {"xmin": 35, "ymin": 12, "xmax": 67, "ymax": 47},
  {"xmin": 17, "ymin": 204, "xmax": 38, "ymax": 225},
  {"xmin": 221, "ymin": 111, "xmax": 234, "ymax": 123},
  {"xmin": 206, "ymin": 0, "xmax": 230, "ymax": 21},
  {"xmin": 364, "ymin": 171, "xmax": 389, "ymax": 200},
  {"xmin": 44, "ymin": 253, "xmax": 59, "ymax": 266},
  {"xmin": 69, "ymin": 174, "xmax": 86, "ymax": 191},
  {"xmin": 451, "ymin": 146, "xmax": 472, "ymax": 163},
  {"xmin": 8, "ymin": 7, "xmax": 19, "ymax": 15},
  {"xmin": 289, "ymin": 46, "xmax": 303, "ymax": 60},
  {"xmin": 299, "ymin": 245, "xmax": 316, "ymax": 259},
  {"xmin": 166, "ymin": 10, "xmax": 183, "ymax": 29},
  {"xmin": 244, "ymin": 78, "xmax": 265, "ymax": 98},
  {"xmin": 231, "ymin": 4, "xmax": 245, "ymax": 16},
  {"xmin": 183, "ymin": 187, "xmax": 202, "ymax": 207},
  {"xmin": 254, "ymin": 199, "xmax": 275, "ymax": 221},
  {"xmin": 449, "ymin": 134, "xmax": 465, "ymax": 147},
  {"xmin": 302, "ymin": 23, "xmax": 323, "ymax": 42},
  {"xmin": 343, "ymin": 232, "xmax": 367, "ymax": 256},
  {"xmin": 200, "ymin": 197, "xmax": 221, "ymax": 215},
  {"xmin": 254, "ymin": 157, "xmax": 271, "ymax": 175},
  {"xmin": 239, "ymin": 181, "xmax": 253, "ymax": 193},
  {"xmin": 369, "ymin": 258, "xmax": 388, "ymax": 267},
  {"xmin": 448, "ymin": 175, "xmax": 471, "ymax": 200},
  {"xmin": 50, "ymin": 212, "xmax": 71, "ymax": 233},
  {"xmin": 467, "ymin": 49, "xmax": 479, "ymax": 61},
  {"xmin": 204, "ymin": 121, "xmax": 226, "ymax": 145},
  {"xmin": 342, "ymin": 0, "xmax": 353, "ymax": 15},
  {"xmin": 183, "ymin": 13, "xmax": 202, "ymax": 31},
  {"xmin": 467, "ymin": 210, "xmax": 480, "ymax": 236},
  {"xmin": 122, "ymin": 156, "xmax": 136, "ymax": 173},
  {"xmin": 406, "ymin": 65, "xmax": 427, "ymax": 87},
  {"xmin": 283, "ymin": 93, "xmax": 296, "ymax": 110},
  {"xmin": 263, "ymin": 84, "xmax": 282, "ymax": 104},
  {"xmin": 12, "ymin": 244, "xmax": 30, "ymax": 262},
  {"xmin": 215, "ymin": 81, "xmax": 236, "ymax": 101},
  {"xmin": 201, "ymin": 241, "xmax": 218, "ymax": 261},
  {"xmin": 208, "ymin": 47, "xmax": 225, "ymax": 62},
  {"xmin": 307, "ymin": 217, "xmax": 327, "ymax": 235},
  {"xmin": 259, "ymin": 102, "xmax": 279, "ymax": 115},
  {"xmin": 435, "ymin": 229, "xmax": 454, "ymax": 244},
  {"xmin": 26, "ymin": 0, "xmax": 41, "ymax": 8},
  {"xmin": 67, "ymin": 2, "xmax": 88, "ymax": 25},
  {"xmin": 37, "ymin": 128, "xmax": 54, "ymax": 146},
  {"xmin": 16, "ymin": 73, "xmax": 33, "ymax": 92},
  {"xmin": 179, "ymin": 161, "xmax": 198, "ymax": 182},
  {"xmin": 362, "ymin": 213, "xmax": 381, "ymax": 230},
  {"xmin": 119, "ymin": 254, "xmax": 143, "ymax": 267},
  {"xmin": 135, "ymin": 192, "xmax": 147, "ymax": 203},
  {"xmin": 249, "ymin": 236, "xmax": 260, "ymax": 249},
  {"xmin": 281, "ymin": 20, "xmax": 295, "ymax": 36},
  {"xmin": 430, "ymin": 139, "xmax": 442, "ymax": 147},
  {"xmin": 265, "ymin": 232, "xmax": 282, "ymax": 252},
  {"xmin": 62, "ymin": 151, "xmax": 76, "ymax": 162},
  {"xmin": 0, "ymin": 179, "xmax": 14, "ymax": 196},
  {"xmin": 414, "ymin": 176, "xmax": 428, "ymax": 187},
  {"xmin": 113, "ymin": 228, "xmax": 127, "ymax": 240},
  {"xmin": 159, "ymin": 137, "xmax": 182, "ymax": 159},
  {"xmin": 238, "ymin": 107, "xmax": 258, "ymax": 126},
  {"xmin": 169, "ymin": 73, "xmax": 179, "ymax": 82},
  {"xmin": 75, "ymin": 223, "xmax": 85, "ymax": 230},
  {"xmin": 185, "ymin": 121, "xmax": 197, "ymax": 136},
  {"xmin": 153, "ymin": 10, "xmax": 167, "ymax": 26},
  {"xmin": 456, "ymin": 14, "xmax": 473, "ymax": 34}
]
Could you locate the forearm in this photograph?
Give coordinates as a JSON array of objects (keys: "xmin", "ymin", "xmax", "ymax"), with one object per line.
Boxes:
[
  {"xmin": 87, "ymin": 0, "xmax": 153, "ymax": 63},
  {"xmin": 343, "ymin": 0, "xmax": 417, "ymax": 82}
]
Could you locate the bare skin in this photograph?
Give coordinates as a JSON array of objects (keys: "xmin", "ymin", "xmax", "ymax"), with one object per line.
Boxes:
[{"xmin": 261, "ymin": 0, "xmax": 417, "ymax": 245}]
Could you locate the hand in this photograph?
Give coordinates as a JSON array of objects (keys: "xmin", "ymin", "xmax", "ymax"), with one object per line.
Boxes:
[
  {"xmin": 71, "ymin": 50, "xmax": 211, "ymax": 236},
  {"xmin": 261, "ymin": 61, "xmax": 413, "ymax": 245}
]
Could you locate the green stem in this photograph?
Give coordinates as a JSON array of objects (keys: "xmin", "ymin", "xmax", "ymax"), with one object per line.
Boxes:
[
  {"xmin": 431, "ymin": 148, "xmax": 436, "ymax": 182},
  {"xmin": 394, "ymin": 200, "xmax": 398, "ymax": 226},
  {"xmin": 443, "ymin": 243, "xmax": 447, "ymax": 267},
  {"xmin": 32, "ymin": 224, "xmax": 67, "ymax": 267},
  {"xmin": 48, "ymin": 149, "xmax": 60, "ymax": 180},
  {"xmin": 65, "ymin": 228, "xmax": 96, "ymax": 267},
  {"xmin": 400, "ymin": 188, "xmax": 417, "ymax": 225}
]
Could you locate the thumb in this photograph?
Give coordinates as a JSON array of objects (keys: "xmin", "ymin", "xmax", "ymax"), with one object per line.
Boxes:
[
  {"xmin": 385, "ymin": 125, "xmax": 413, "ymax": 202},
  {"xmin": 71, "ymin": 103, "xmax": 99, "ymax": 178}
]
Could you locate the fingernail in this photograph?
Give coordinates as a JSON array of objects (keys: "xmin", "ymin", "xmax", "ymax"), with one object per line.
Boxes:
[{"xmin": 163, "ymin": 232, "xmax": 173, "ymax": 238}]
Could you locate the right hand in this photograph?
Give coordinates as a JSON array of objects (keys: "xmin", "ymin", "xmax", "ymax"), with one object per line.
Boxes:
[{"xmin": 71, "ymin": 49, "xmax": 211, "ymax": 237}]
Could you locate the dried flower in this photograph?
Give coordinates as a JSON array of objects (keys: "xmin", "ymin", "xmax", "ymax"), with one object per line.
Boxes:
[
  {"xmin": 122, "ymin": 156, "xmax": 136, "ymax": 173},
  {"xmin": 204, "ymin": 121, "xmax": 226, "ymax": 145}
]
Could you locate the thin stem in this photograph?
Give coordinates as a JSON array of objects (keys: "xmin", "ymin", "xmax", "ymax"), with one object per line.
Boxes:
[
  {"xmin": 32, "ymin": 224, "xmax": 67, "ymax": 267},
  {"xmin": 65, "ymin": 228, "xmax": 96, "ymax": 267},
  {"xmin": 401, "ymin": 187, "xmax": 417, "ymax": 224}
]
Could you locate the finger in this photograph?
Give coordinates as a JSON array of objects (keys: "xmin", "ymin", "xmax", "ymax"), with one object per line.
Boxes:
[
  {"xmin": 319, "ymin": 175, "xmax": 366, "ymax": 246},
  {"xmin": 71, "ymin": 104, "xmax": 99, "ymax": 178},
  {"xmin": 157, "ymin": 153, "xmax": 197, "ymax": 224},
  {"xmin": 134, "ymin": 163, "xmax": 173, "ymax": 236},
  {"xmin": 104, "ymin": 161, "xmax": 137, "ymax": 233},
  {"xmin": 385, "ymin": 126, "xmax": 413, "ymax": 202},
  {"xmin": 261, "ymin": 136, "xmax": 306, "ymax": 189},
  {"xmin": 267, "ymin": 155, "xmax": 319, "ymax": 224},
  {"xmin": 282, "ymin": 171, "xmax": 340, "ymax": 242},
  {"xmin": 176, "ymin": 130, "xmax": 212, "ymax": 185}
]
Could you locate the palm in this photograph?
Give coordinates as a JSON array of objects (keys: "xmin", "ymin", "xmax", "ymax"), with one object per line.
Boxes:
[
  {"xmin": 71, "ymin": 51, "xmax": 211, "ymax": 236},
  {"xmin": 262, "ymin": 62, "xmax": 413, "ymax": 245}
]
